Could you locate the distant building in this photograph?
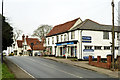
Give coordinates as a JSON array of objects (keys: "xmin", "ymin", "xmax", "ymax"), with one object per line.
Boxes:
[{"xmin": 13, "ymin": 34, "xmax": 45, "ymax": 56}]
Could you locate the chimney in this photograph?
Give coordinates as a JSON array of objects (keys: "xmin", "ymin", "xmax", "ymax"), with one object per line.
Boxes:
[
  {"xmin": 26, "ymin": 35, "xmax": 28, "ymax": 39},
  {"xmin": 22, "ymin": 34, "xmax": 25, "ymax": 42}
]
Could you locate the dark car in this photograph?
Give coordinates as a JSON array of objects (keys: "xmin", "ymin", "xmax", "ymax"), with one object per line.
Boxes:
[{"xmin": 35, "ymin": 52, "xmax": 41, "ymax": 56}]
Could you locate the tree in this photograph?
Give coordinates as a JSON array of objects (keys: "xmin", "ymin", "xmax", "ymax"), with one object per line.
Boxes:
[
  {"xmin": 13, "ymin": 27, "xmax": 23, "ymax": 42},
  {"xmin": 32, "ymin": 25, "xmax": 52, "ymax": 40},
  {"xmin": 2, "ymin": 15, "xmax": 14, "ymax": 50}
]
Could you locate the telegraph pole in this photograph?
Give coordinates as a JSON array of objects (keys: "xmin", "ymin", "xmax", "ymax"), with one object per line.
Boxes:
[
  {"xmin": 111, "ymin": 0, "xmax": 115, "ymax": 70},
  {"xmin": 1, "ymin": 0, "xmax": 4, "ymax": 64}
]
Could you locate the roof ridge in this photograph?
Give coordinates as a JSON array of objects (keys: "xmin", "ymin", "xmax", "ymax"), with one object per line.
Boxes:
[
  {"xmin": 55, "ymin": 18, "xmax": 80, "ymax": 27},
  {"xmin": 47, "ymin": 17, "xmax": 80, "ymax": 36}
]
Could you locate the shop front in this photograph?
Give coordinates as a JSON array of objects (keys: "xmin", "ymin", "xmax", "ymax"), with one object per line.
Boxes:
[{"xmin": 56, "ymin": 40, "xmax": 78, "ymax": 58}]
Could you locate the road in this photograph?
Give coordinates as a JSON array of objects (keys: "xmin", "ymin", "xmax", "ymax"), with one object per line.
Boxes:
[{"xmin": 6, "ymin": 56, "xmax": 111, "ymax": 79}]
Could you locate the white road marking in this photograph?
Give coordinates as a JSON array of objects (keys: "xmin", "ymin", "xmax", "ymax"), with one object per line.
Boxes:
[{"xmin": 25, "ymin": 57, "xmax": 83, "ymax": 78}]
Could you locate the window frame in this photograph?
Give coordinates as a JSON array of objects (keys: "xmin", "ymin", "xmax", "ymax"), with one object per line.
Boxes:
[
  {"xmin": 94, "ymin": 46, "xmax": 102, "ymax": 50},
  {"xmin": 71, "ymin": 31, "xmax": 75, "ymax": 39},
  {"xmin": 103, "ymin": 31, "xmax": 109, "ymax": 39}
]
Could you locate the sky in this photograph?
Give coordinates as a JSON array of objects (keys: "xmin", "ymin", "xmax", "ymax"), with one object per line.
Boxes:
[{"xmin": 0, "ymin": 0, "xmax": 120, "ymax": 38}]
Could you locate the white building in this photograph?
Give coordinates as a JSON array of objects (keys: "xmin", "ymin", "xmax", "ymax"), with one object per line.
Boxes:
[
  {"xmin": 118, "ymin": 1, "xmax": 120, "ymax": 55},
  {"xmin": 45, "ymin": 18, "xmax": 120, "ymax": 59},
  {"xmin": 45, "ymin": 18, "xmax": 82, "ymax": 56},
  {"xmin": 14, "ymin": 34, "xmax": 45, "ymax": 56}
]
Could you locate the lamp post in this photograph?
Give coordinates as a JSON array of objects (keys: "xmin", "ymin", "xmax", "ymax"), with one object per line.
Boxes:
[{"xmin": 111, "ymin": 0, "xmax": 115, "ymax": 70}]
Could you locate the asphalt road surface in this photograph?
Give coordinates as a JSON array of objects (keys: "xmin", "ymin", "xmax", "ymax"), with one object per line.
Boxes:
[{"xmin": 6, "ymin": 56, "xmax": 112, "ymax": 79}]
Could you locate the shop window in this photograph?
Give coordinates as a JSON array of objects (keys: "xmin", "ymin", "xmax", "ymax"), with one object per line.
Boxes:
[
  {"xmin": 52, "ymin": 37, "xmax": 54, "ymax": 44},
  {"xmin": 85, "ymin": 46, "xmax": 92, "ymax": 50},
  {"xmin": 71, "ymin": 31, "xmax": 75, "ymax": 39},
  {"xmin": 104, "ymin": 46, "xmax": 110, "ymax": 50},
  {"xmin": 103, "ymin": 32, "xmax": 109, "ymax": 39},
  {"xmin": 94, "ymin": 46, "xmax": 102, "ymax": 50}
]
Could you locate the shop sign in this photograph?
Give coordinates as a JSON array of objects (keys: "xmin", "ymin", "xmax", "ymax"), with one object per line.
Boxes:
[
  {"xmin": 82, "ymin": 36, "xmax": 92, "ymax": 43},
  {"xmin": 83, "ymin": 49, "xmax": 94, "ymax": 52},
  {"xmin": 83, "ymin": 53, "xmax": 94, "ymax": 59},
  {"xmin": 56, "ymin": 42, "xmax": 74, "ymax": 46}
]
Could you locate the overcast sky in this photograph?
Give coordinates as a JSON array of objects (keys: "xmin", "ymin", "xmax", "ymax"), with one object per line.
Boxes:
[{"xmin": 0, "ymin": 0, "xmax": 120, "ymax": 37}]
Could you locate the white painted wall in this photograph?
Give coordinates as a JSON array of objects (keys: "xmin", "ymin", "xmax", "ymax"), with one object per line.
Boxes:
[{"xmin": 81, "ymin": 30, "xmax": 119, "ymax": 58}]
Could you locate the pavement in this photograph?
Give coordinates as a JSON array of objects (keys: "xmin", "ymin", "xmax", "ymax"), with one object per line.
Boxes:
[
  {"xmin": 43, "ymin": 57, "xmax": 120, "ymax": 78},
  {"xmin": 3, "ymin": 57, "xmax": 35, "ymax": 80}
]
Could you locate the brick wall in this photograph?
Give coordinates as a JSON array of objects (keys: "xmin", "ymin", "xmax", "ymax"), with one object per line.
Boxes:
[{"xmin": 89, "ymin": 55, "xmax": 112, "ymax": 69}]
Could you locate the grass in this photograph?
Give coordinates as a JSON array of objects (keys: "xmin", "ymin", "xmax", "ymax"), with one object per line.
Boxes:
[{"xmin": 1, "ymin": 62, "xmax": 15, "ymax": 80}]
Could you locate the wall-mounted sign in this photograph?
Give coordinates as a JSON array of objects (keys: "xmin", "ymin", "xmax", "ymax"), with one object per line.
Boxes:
[
  {"xmin": 82, "ymin": 36, "xmax": 92, "ymax": 43},
  {"xmin": 83, "ymin": 49, "xmax": 94, "ymax": 52}
]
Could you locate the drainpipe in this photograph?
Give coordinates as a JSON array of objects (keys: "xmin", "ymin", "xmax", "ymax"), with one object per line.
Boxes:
[{"xmin": 80, "ymin": 30, "xmax": 83, "ymax": 59}]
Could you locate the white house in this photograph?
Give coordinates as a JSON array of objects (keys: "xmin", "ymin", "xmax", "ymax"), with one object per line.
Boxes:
[
  {"xmin": 44, "ymin": 18, "xmax": 82, "ymax": 56},
  {"xmin": 45, "ymin": 18, "xmax": 120, "ymax": 59},
  {"xmin": 14, "ymin": 34, "xmax": 45, "ymax": 56}
]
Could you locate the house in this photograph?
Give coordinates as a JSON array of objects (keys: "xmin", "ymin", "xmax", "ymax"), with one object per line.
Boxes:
[
  {"xmin": 45, "ymin": 18, "xmax": 120, "ymax": 59},
  {"xmin": 14, "ymin": 34, "xmax": 45, "ymax": 56},
  {"xmin": 44, "ymin": 18, "xmax": 82, "ymax": 55}
]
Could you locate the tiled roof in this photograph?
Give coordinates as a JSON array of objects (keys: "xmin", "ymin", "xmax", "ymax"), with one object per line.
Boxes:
[
  {"xmin": 71, "ymin": 19, "xmax": 120, "ymax": 32},
  {"xmin": 26, "ymin": 38, "xmax": 45, "ymax": 50},
  {"xmin": 47, "ymin": 18, "xmax": 80, "ymax": 36},
  {"xmin": 17, "ymin": 40, "xmax": 23, "ymax": 48}
]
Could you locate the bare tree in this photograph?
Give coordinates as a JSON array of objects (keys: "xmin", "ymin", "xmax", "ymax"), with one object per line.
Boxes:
[
  {"xmin": 32, "ymin": 25, "xmax": 52, "ymax": 40},
  {"xmin": 13, "ymin": 27, "xmax": 23, "ymax": 42}
]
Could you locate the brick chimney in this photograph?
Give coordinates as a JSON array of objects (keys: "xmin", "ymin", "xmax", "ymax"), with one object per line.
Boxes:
[
  {"xmin": 26, "ymin": 35, "xmax": 28, "ymax": 39},
  {"xmin": 22, "ymin": 34, "xmax": 25, "ymax": 42}
]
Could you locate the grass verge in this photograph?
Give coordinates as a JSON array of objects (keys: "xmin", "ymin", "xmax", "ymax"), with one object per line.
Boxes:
[{"xmin": 2, "ymin": 59, "xmax": 15, "ymax": 80}]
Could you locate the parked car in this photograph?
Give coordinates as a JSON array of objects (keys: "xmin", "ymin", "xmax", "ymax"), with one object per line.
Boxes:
[{"xmin": 35, "ymin": 52, "xmax": 41, "ymax": 56}]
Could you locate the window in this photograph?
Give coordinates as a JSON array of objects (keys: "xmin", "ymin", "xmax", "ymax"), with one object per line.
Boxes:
[
  {"xmin": 115, "ymin": 47, "xmax": 118, "ymax": 50},
  {"xmin": 71, "ymin": 31, "xmax": 75, "ymax": 39},
  {"xmin": 117, "ymin": 32, "xmax": 119, "ymax": 39},
  {"xmin": 25, "ymin": 45, "xmax": 27, "ymax": 50},
  {"xmin": 48, "ymin": 38, "xmax": 50, "ymax": 45},
  {"xmin": 52, "ymin": 37, "xmax": 54, "ymax": 44},
  {"xmin": 85, "ymin": 46, "xmax": 92, "ymax": 49},
  {"xmin": 61, "ymin": 35, "xmax": 63, "ymax": 42},
  {"xmin": 103, "ymin": 32, "xmax": 109, "ymax": 39},
  {"xmin": 94, "ymin": 46, "xmax": 102, "ymax": 50},
  {"xmin": 104, "ymin": 46, "xmax": 110, "ymax": 50},
  {"xmin": 64, "ymin": 34, "xmax": 67, "ymax": 41},
  {"xmin": 44, "ymin": 39, "xmax": 46, "ymax": 43},
  {"xmin": 67, "ymin": 33, "xmax": 69, "ymax": 41},
  {"xmin": 57, "ymin": 36, "xmax": 59, "ymax": 43}
]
